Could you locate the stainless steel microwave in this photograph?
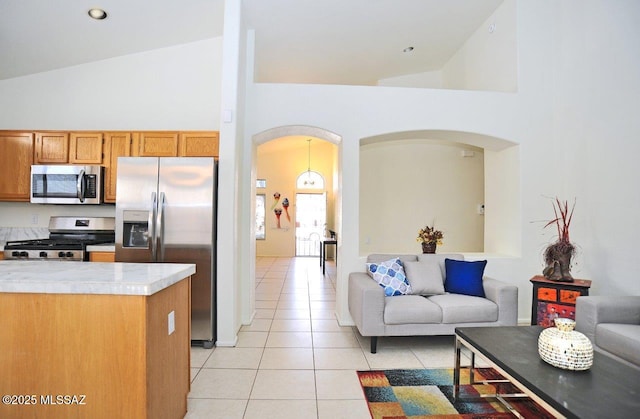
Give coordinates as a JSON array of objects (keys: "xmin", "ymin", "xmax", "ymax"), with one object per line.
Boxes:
[{"xmin": 30, "ymin": 165, "xmax": 104, "ymax": 204}]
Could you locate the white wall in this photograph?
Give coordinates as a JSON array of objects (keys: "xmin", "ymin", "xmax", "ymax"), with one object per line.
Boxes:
[
  {"xmin": 377, "ymin": 71, "xmax": 443, "ymax": 89},
  {"xmin": 442, "ymin": 0, "xmax": 517, "ymax": 92},
  {"xmin": 243, "ymin": 1, "xmax": 640, "ymax": 327},
  {"xmin": 549, "ymin": 0, "xmax": 640, "ymax": 295},
  {"xmin": 0, "ymin": 38, "xmax": 223, "ymax": 129},
  {"xmin": 0, "ymin": 37, "xmax": 224, "ymax": 245},
  {"xmin": 0, "ymin": 202, "xmax": 114, "ymax": 228},
  {"xmin": 359, "ymin": 140, "xmax": 484, "ymax": 254}
]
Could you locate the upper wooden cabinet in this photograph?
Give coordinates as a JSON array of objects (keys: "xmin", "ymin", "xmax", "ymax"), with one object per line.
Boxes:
[
  {"xmin": 137, "ymin": 132, "xmax": 179, "ymax": 157},
  {"xmin": 69, "ymin": 132, "xmax": 104, "ymax": 164},
  {"xmin": 179, "ymin": 131, "xmax": 219, "ymax": 157},
  {"xmin": 35, "ymin": 132, "xmax": 69, "ymax": 163},
  {"xmin": 0, "ymin": 132, "xmax": 34, "ymax": 202},
  {"xmin": 103, "ymin": 132, "xmax": 134, "ymax": 203},
  {"xmin": 136, "ymin": 131, "xmax": 219, "ymax": 157}
]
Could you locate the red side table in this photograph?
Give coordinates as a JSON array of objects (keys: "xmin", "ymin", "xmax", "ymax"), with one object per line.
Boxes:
[{"xmin": 530, "ymin": 275, "xmax": 592, "ymax": 328}]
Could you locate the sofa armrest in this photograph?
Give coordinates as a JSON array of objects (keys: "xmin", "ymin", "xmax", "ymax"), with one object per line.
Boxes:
[
  {"xmin": 576, "ymin": 296, "xmax": 640, "ymax": 343},
  {"xmin": 482, "ymin": 277, "xmax": 518, "ymax": 326},
  {"xmin": 348, "ymin": 272, "xmax": 385, "ymax": 336}
]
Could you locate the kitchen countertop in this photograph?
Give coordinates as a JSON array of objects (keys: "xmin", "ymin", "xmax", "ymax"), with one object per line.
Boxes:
[{"xmin": 0, "ymin": 260, "xmax": 195, "ymax": 296}]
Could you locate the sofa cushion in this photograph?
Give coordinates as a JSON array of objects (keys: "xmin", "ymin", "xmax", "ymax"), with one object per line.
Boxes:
[
  {"xmin": 428, "ymin": 294, "xmax": 498, "ymax": 323},
  {"xmin": 404, "ymin": 260, "xmax": 445, "ymax": 295},
  {"xmin": 384, "ymin": 295, "xmax": 442, "ymax": 324},
  {"xmin": 366, "ymin": 258, "xmax": 412, "ymax": 296},
  {"xmin": 444, "ymin": 259, "xmax": 487, "ymax": 297},
  {"xmin": 595, "ymin": 323, "xmax": 640, "ymax": 367},
  {"xmin": 418, "ymin": 253, "xmax": 464, "ymax": 278}
]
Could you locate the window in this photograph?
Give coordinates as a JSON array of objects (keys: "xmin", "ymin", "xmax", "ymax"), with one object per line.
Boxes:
[
  {"xmin": 256, "ymin": 194, "xmax": 266, "ymax": 240},
  {"xmin": 296, "ymin": 170, "xmax": 324, "ymax": 189}
]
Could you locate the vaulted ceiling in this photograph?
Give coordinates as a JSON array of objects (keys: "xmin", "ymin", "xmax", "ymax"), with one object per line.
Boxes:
[{"xmin": 0, "ymin": 0, "xmax": 503, "ymax": 85}]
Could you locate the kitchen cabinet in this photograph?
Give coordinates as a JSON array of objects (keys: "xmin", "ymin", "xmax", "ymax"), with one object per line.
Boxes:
[
  {"xmin": 136, "ymin": 131, "xmax": 219, "ymax": 158},
  {"xmin": 69, "ymin": 132, "xmax": 104, "ymax": 164},
  {"xmin": 89, "ymin": 251, "xmax": 115, "ymax": 262},
  {"xmin": 0, "ymin": 132, "xmax": 34, "ymax": 202},
  {"xmin": 179, "ymin": 131, "xmax": 219, "ymax": 157},
  {"xmin": 35, "ymin": 132, "xmax": 69, "ymax": 163},
  {"xmin": 103, "ymin": 132, "xmax": 134, "ymax": 203},
  {"xmin": 0, "ymin": 262, "xmax": 192, "ymax": 419},
  {"xmin": 0, "ymin": 252, "xmax": 4, "ymax": 260},
  {"xmin": 137, "ymin": 132, "xmax": 179, "ymax": 157}
]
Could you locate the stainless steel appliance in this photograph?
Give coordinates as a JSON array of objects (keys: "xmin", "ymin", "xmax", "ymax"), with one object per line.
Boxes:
[
  {"xmin": 4, "ymin": 216, "xmax": 115, "ymax": 261},
  {"xmin": 114, "ymin": 157, "xmax": 217, "ymax": 348},
  {"xmin": 31, "ymin": 165, "xmax": 104, "ymax": 204}
]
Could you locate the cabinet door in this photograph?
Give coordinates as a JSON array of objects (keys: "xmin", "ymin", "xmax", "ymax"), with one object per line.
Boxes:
[
  {"xmin": 178, "ymin": 131, "xmax": 219, "ymax": 157},
  {"xmin": 69, "ymin": 132, "xmax": 104, "ymax": 164},
  {"xmin": 0, "ymin": 132, "xmax": 34, "ymax": 201},
  {"xmin": 103, "ymin": 132, "xmax": 133, "ymax": 203},
  {"xmin": 89, "ymin": 252, "xmax": 115, "ymax": 262},
  {"xmin": 137, "ymin": 132, "xmax": 179, "ymax": 157},
  {"xmin": 35, "ymin": 132, "xmax": 69, "ymax": 163}
]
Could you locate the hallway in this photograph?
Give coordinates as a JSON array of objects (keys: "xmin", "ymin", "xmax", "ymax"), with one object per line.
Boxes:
[{"xmin": 186, "ymin": 257, "xmax": 459, "ymax": 418}]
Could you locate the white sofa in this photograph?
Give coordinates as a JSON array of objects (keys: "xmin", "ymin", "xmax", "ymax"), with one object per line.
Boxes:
[
  {"xmin": 575, "ymin": 295, "xmax": 640, "ymax": 370},
  {"xmin": 348, "ymin": 253, "xmax": 518, "ymax": 353}
]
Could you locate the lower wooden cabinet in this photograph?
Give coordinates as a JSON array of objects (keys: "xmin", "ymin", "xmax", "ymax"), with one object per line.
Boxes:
[
  {"xmin": 89, "ymin": 252, "xmax": 115, "ymax": 262},
  {"xmin": 0, "ymin": 252, "xmax": 4, "ymax": 260},
  {"xmin": 0, "ymin": 278, "xmax": 191, "ymax": 419}
]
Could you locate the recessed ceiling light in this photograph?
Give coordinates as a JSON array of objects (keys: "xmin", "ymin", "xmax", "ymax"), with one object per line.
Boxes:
[
  {"xmin": 403, "ymin": 47, "xmax": 414, "ymax": 53},
  {"xmin": 88, "ymin": 8, "xmax": 107, "ymax": 20}
]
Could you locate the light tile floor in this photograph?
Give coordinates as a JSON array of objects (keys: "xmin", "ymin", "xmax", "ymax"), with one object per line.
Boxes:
[{"xmin": 185, "ymin": 257, "xmax": 471, "ymax": 419}]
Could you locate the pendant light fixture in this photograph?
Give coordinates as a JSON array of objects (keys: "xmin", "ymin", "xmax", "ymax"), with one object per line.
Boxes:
[{"xmin": 304, "ymin": 139, "xmax": 315, "ymax": 186}]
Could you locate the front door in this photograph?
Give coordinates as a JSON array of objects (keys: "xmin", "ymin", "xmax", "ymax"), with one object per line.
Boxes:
[{"xmin": 295, "ymin": 193, "xmax": 326, "ymax": 256}]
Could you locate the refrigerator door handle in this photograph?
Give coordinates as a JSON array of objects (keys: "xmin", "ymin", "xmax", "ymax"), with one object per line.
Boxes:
[
  {"xmin": 150, "ymin": 192, "xmax": 157, "ymax": 261},
  {"xmin": 157, "ymin": 192, "xmax": 166, "ymax": 262}
]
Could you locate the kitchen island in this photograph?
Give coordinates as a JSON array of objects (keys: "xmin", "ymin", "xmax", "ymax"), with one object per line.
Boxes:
[{"xmin": 0, "ymin": 260, "xmax": 195, "ymax": 419}]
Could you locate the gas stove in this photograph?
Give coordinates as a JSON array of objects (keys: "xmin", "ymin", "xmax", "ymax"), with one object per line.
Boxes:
[{"xmin": 4, "ymin": 217, "xmax": 115, "ymax": 261}]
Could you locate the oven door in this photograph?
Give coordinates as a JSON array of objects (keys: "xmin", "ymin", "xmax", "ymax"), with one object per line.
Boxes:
[{"xmin": 30, "ymin": 165, "xmax": 103, "ymax": 204}]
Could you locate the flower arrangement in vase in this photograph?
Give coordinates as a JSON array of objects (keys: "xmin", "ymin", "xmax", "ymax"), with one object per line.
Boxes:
[
  {"xmin": 542, "ymin": 198, "xmax": 576, "ymax": 282},
  {"xmin": 416, "ymin": 224, "xmax": 443, "ymax": 254}
]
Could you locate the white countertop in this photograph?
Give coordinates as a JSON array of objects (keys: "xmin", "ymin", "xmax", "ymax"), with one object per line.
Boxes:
[
  {"xmin": 86, "ymin": 243, "xmax": 115, "ymax": 252},
  {"xmin": 0, "ymin": 260, "xmax": 195, "ymax": 296}
]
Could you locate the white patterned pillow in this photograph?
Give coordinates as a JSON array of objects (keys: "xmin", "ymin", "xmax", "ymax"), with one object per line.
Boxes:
[{"xmin": 366, "ymin": 258, "xmax": 412, "ymax": 296}]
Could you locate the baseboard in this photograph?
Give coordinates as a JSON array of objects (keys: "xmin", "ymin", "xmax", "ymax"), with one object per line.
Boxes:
[
  {"xmin": 336, "ymin": 310, "xmax": 355, "ymax": 327},
  {"xmin": 215, "ymin": 336, "xmax": 239, "ymax": 347}
]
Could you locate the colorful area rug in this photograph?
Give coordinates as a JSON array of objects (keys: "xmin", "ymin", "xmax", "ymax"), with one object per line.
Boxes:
[{"xmin": 357, "ymin": 368, "xmax": 554, "ymax": 418}]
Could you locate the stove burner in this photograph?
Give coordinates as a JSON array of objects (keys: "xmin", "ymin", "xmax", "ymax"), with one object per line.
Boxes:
[{"xmin": 4, "ymin": 236, "xmax": 114, "ymax": 261}]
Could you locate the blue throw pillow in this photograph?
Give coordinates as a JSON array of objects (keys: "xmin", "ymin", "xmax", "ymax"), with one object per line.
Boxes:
[{"xmin": 444, "ymin": 259, "xmax": 487, "ymax": 297}]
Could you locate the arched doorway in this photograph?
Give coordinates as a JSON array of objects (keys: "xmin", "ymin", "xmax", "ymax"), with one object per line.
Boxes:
[{"xmin": 251, "ymin": 125, "xmax": 342, "ymax": 261}]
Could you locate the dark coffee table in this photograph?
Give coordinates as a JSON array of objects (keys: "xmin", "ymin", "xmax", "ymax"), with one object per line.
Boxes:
[{"xmin": 454, "ymin": 326, "xmax": 640, "ymax": 419}]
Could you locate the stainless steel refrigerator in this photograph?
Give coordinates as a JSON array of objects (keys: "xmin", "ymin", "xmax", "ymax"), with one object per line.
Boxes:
[{"xmin": 115, "ymin": 157, "xmax": 216, "ymax": 348}]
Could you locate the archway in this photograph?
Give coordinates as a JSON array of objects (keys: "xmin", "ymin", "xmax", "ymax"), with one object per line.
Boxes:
[{"xmin": 246, "ymin": 125, "xmax": 343, "ymax": 319}]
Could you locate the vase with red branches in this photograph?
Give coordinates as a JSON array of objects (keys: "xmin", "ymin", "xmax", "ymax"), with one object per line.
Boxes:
[{"xmin": 542, "ymin": 198, "xmax": 576, "ymax": 282}]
